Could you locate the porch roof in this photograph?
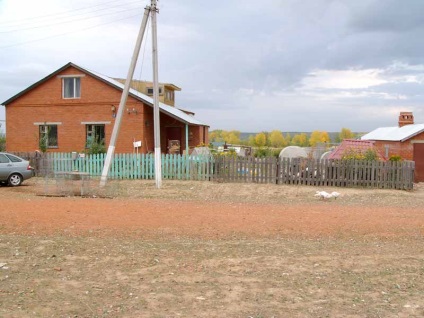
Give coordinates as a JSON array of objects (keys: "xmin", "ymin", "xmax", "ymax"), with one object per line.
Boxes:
[{"xmin": 85, "ymin": 66, "xmax": 207, "ymax": 126}]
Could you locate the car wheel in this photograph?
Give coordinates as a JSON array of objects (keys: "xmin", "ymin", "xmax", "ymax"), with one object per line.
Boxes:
[
  {"xmin": 8, "ymin": 174, "xmax": 23, "ymax": 187},
  {"xmin": 0, "ymin": 181, "xmax": 7, "ymax": 186}
]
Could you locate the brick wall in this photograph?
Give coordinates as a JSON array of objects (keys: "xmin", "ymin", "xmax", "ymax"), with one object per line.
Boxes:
[
  {"xmin": 372, "ymin": 130, "xmax": 424, "ymax": 161},
  {"xmin": 5, "ymin": 65, "xmax": 208, "ymax": 154}
]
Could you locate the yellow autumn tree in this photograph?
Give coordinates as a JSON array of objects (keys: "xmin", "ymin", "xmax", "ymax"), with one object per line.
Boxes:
[
  {"xmin": 285, "ymin": 133, "xmax": 291, "ymax": 145},
  {"xmin": 291, "ymin": 133, "xmax": 308, "ymax": 147},
  {"xmin": 269, "ymin": 130, "xmax": 286, "ymax": 148},
  {"xmin": 309, "ymin": 130, "xmax": 330, "ymax": 146},
  {"xmin": 254, "ymin": 132, "xmax": 267, "ymax": 147},
  {"xmin": 224, "ymin": 130, "xmax": 241, "ymax": 144},
  {"xmin": 338, "ymin": 128, "xmax": 355, "ymax": 142},
  {"xmin": 209, "ymin": 130, "xmax": 223, "ymax": 142}
]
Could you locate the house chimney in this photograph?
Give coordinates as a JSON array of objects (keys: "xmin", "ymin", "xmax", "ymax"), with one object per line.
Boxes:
[{"xmin": 398, "ymin": 112, "xmax": 414, "ymax": 127}]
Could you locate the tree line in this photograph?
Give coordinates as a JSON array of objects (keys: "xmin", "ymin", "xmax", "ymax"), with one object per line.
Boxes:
[{"xmin": 209, "ymin": 128, "xmax": 358, "ymax": 148}]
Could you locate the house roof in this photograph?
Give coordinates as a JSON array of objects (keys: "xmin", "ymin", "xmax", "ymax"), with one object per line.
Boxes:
[
  {"xmin": 328, "ymin": 139, "xmax": 386, "ymax": 160},
  {"xmin": 2, "ymin": 62, "xmax": 206, "ymax": 127},
  {"xmin": 113, "ymin": 78, "xmax": 182, "ymax": 91},
  {"xmin": 361, "ymin": 124, "xmax": 424, "ymax": 142}
]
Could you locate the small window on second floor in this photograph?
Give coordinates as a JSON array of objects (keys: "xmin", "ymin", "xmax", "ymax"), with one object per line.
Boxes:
[
  {"xmin": 63, "ymin": 77, "xmax": 81, "ymax": 98},
  {"xmin": 146, "ymin": 87, "xmax": 162, "ymax": 95},
  {"xmin": 165, "ymin": 91, "xmax": 174, "ymax": 101}
]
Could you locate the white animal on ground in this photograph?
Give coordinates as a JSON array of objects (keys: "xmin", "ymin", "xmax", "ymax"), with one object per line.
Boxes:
[
  {"xmin": 331, "ymin": 191, "xmax": 340, "ymax": 199},
  {"xmin": 315, "ymin": 191, "xmax": 340, "ymax": 200},
  {"xmin": 315, "ymin": 191, "xmax": 331, "ymax": 200},
  {"xmin": 322, "ymin": 192, "xmax": 333, "ymax": 200}
]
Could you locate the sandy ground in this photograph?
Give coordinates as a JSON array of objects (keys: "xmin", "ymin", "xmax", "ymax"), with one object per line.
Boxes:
[
  {"xmin": 1, "ymin": 178, "xmax": 424, "ymax": 239},
  {"xmin": 0, "ymin": 178, "xmax": 423, "ymax": 317}
]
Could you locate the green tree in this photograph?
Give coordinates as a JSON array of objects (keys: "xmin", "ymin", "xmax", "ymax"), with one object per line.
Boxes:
[
  {"xmin": 291, "ymin": 133, "xmax": 308, "ymax": 147},
  {"xmin": 269, "ymin": 130, "xmax": 286, "ymax": 148},
  {"xmin": 247, "ymin": 135, "xmax": 256, "ymax": 146},
  {"xmin": 309, "ymin": 130, "xmax": 330, "ymax": 146}
]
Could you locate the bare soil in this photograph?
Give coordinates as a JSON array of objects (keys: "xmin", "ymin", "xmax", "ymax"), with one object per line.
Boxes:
[{"xmin": 0, "ymin": 178, "xmax": 423, "ymax": 317}]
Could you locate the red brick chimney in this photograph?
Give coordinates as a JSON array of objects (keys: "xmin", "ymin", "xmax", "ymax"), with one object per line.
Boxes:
[{"xmin": 398, "ymin": 112, "xmax": 414, "ymax": 127}]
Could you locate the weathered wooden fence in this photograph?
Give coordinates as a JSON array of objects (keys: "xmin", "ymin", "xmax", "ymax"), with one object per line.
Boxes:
[
  {"xmin": 212, "ymin": 156, "xmax": 277, "ymax": 183},
  {"xmin": 277, "ymin": 158, "xmax": 415, "ymax": 190},
  {"xmin": 211, "ymin": 156, "xmax": 414, "ymax": 190},
  {"xmin": 11, "ymin": 152, "xmax": 415, "ymax": 190}
]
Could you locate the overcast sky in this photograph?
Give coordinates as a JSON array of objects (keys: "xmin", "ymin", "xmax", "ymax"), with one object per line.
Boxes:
[{"xmin": 1, "ymin": 0, "xmax": 424, "ymax": 134}]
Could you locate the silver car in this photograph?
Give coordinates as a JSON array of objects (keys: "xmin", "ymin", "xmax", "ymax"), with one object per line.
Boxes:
[{"xmin": 0, "ymin": 152, "xmax": 34, "ymax": 186}]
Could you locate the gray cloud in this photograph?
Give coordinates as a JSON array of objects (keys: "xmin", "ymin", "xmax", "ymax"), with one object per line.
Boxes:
[{"xmin": 1, "ymin": 0, "xmax": 423, "ymax": 133}]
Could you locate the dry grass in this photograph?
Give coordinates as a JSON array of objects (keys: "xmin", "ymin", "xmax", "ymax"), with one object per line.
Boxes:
[{"xmin": 1, "ymin": 178, "xmax": 424, "ymax": 317}]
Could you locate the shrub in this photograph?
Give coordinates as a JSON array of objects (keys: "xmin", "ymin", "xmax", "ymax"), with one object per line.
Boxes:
[
  {"xmin": 254, "ymin": 147, "xmax": 269, "ymax": 158},
  {"xmin": 38, "ymin": 134, "xmax": 48, "ymax": 153},
  {"xmin": 341, "ymin": 148, "xmax": 379, "ymax": 161},
  {"xmin": 253, "ymin": 147, "xmax": 281, "ymax": 158},
  {"xmin": 0, "ymin": 134, "xmax": 5, "ymax": 151},
  {"xmin": 215, "ymin": 149, "xmax": 237, "ymax": 158},
  {"xmin": 85, "ymin": 138, "xmax": 106, "ymax": 155},
  {"xmin": 389, "ymin": 155, "xmax": 402, "ymax": 162}
]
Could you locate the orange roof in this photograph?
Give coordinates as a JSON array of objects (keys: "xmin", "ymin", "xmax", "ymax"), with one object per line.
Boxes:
[{"xmin": 328, "ymin": 139, "xmax": 387, "ymax": 161}]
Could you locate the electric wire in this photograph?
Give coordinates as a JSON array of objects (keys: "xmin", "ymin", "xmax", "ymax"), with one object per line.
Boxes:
[
  {"xmin": 0, "ymin": 0, "xmax": 142, "ymax": 28},
  {"xmin": 137, "ymin": 17, "xmax": 151, "ymax": 83},
  {"xmin": 0, "ymin": 13, "xmax": 141, "ymax": 49},
  {"xmin": 0, "ymin": 6, "xmax": 143, "ymax": 33}
]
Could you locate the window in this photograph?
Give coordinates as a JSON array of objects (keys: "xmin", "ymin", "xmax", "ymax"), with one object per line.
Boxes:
[
  {"xmin": 63, "ymin": 77, "xmax": 81, "ymax": 98},
  {"xmin": 86, "ymin": 124, "xmax": 105, "ymax": 147},
  {"xmin": 165, "ymin": 90, "xmax": 174, "ymax": 101},
  {"xmin": 0, "ymin": 154, "xmax": 9, "ymax": 163},
  {"xmin": 39, "ymin": 125, "xmax": 58, "ymax": 148},
  {"xmin": 5, "ymin": 154, "xmax": 22, "ymax": 162},
  {"xmin": 146, "ymin": 87, "xmax": 163, "ymax": 95}
]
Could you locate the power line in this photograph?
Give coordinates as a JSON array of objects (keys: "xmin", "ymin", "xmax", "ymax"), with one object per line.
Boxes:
[
  {"xmin": 0, "ymin": 13, "xmax": 142, "ymax": 49},
  {"xmin": 0, "ymin": 6, "xmax": 142, "ymax": 33},
  {"xmin": 0, "ymin": 0, "xmax": 141, "ymax": 27},
  {"xmin": 137, "ymin": 17, "xmax": 151, "ymax": 82}
]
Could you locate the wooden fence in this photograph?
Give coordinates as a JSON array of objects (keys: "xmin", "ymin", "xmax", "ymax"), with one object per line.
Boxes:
[
  {"xmin": 212, "ymin": 156, "xmax": 277, "ymax": 184},
  {"xmin": 277, "ymin": 157, "xmax": 415, "ymax": 190},
  {"xmin": 21, "ymin": 152, "xmax": 212, "ymax": 181},
  {"xmin": 11, "ymin": 152, "xmax": 415, "ymax": 190}
]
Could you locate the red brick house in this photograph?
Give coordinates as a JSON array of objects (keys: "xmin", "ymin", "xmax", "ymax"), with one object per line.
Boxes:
[
  {"xmin": 2, "ymin": 62, "xmax": 209, "ymax": 154},
  {"xmin": 361, "ymin": 112, "xmax": 424, "ymax": 182}
]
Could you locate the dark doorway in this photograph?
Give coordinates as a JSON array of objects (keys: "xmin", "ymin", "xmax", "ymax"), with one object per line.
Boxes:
[
  {"xmin": 166, "ymin": 127, "xmax": 181, "ymax": 154},
  {"xmin": 413, "ymin": 143, "xmax": 424, "ymax": 182}
]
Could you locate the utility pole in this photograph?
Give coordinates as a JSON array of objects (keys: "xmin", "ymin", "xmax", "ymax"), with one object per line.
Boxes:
[
  {"xmin": 100, "ymin": 5, "xmax": 151, "ymax": 187},
  {"xmin": 151, "ymin": 0, "xmax": 162, "ymax": 189}
]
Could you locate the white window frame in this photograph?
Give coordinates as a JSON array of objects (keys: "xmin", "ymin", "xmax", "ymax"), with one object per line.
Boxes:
[{"xmin": 60, "ymin": 75, "xmax": 84, "ymax": 99}]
